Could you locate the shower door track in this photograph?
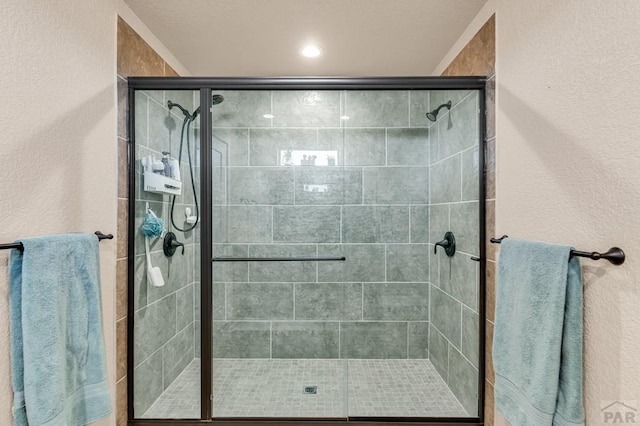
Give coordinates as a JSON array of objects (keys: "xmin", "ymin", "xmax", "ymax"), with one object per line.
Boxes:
[{"xmin": 127, "ymin": 77, "xmax": 487, "ymax": 426}]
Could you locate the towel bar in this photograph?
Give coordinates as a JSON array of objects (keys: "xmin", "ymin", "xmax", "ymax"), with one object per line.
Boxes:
[
  {"xmin": 490, "ymin": 235, "xmax": 625, "ymax": 265},
  {"xmin": 0, "ymin": 231, "xmax": 114, "ymax": 252}
]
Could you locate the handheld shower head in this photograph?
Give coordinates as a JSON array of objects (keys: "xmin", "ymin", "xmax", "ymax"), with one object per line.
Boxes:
[
  {"xmin": 168, "ymin": 95, "xmax": 224, "ymax": 120},
  {"xmin": 167, "ymin": 100, "xmax": 192, "ymax": 118},
  {"xmin": 426, "ymin": 100, "xmax": 452, "ymax": 122}
]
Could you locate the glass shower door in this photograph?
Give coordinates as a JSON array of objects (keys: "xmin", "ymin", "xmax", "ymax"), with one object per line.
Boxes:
[
  {"xmin": 210, "ymin": 89, "xmax": 349, "ymax": 418},
  {"xmin": 207, "ymin": 86, "xmax": 482, "ymax": 420},
  {"xmin": 132, "ymin": 89, "xmax": 201, "ymax": 419}
]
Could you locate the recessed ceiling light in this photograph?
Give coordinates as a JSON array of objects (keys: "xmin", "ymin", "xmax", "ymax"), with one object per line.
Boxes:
[
  {"xmin": 340, "ymin": 115, "xmax": 350, "ymax": 120},
  {"xmin": 301, "ymin": 45, "xmax": 322, "ymax": 58},
  {"xmin": 263, "ymin": 113, "xmax": 274, "ymax": 119}
]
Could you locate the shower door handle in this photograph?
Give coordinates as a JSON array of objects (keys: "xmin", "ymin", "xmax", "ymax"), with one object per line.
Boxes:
[{"xmin": 212, "ymin": 256, "xmax": 346, "ymax": 262}]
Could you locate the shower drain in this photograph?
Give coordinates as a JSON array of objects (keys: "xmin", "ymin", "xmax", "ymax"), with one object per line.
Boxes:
[{"xmin": 302, "ymin": 386, "xmax": 318, "ymax": 395}]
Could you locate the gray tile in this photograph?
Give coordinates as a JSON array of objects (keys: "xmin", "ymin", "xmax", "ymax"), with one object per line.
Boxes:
[
  {"xmin": 363, "ymin": 167, "xmax": 429, "ymax": 204},
  {"xmin": 213, "ymin": 244, "xmax": 248, "ymax": 282},
  {"xmin": 295, "ymin": 282, "xmax": 362, "ymax": 320},
  {"xmin": 143, "ymin": 358, "xmax": 468, "ymax": 418},
  {"xmin": 345, "ymin": 90, "xmax": 409, "ymax": 127},
  {"xmin": 342, "ymin": 206, "xmax": 409, "ymax": 243},
  {"xmin": 430, "ymin": 154, "xmax": 461, "ymax": 204},
  {"xmin": 248, "ymin": 244, "xmax": 317, "ymax": 282},
  {"xmin": 212, "ymin": 281, "xmax": 225, "ymax": 320},
  {"xmin": 387, "ymin": 128, "xmax": 429, "ymax": 166},
  {"xmin": 212, "ymin": 206, "xmax": 271, "ymax": 243},
  {"xmin": 386, "ymin": 244, "xmax": 430, "ymax": 282},
  {"xmin": 318, "ymin": 244, "xmax": 385, "ymax": 282},
  {"xmin": 211, "ymin": 90, "xmax": 272, "ymax": 128},
  {"xmin": 344, "ymin": 129, "xmax": 385, "ymax": 166},
  {"xmin": 428, "ymin": 323, "xmax": 448, "ymax": 380},
  {"xmin": 437, "ymin": 92, "xmax": 479, "ymax": 159},
  {"xmin": 163, "ymin": 323, "xmax": 195, "ymax": 389},
  {"xmin": 439, "ymin": 253, "xmax": 478, "ymax": 311},
  {"xmin": 273, "ymin": 206, "xmax": 340, "ymax": 243},
  {"xmin": 363, "ymin": 282, "xmax": 429, "ymax": 320},
  {"xmin": 429, "ymin": 90, "xmax": 472, "ymax": 112},
  {"xmin": 133, "ymin": 350, "xmax": 163, "ymax": 416},
  {"xmin": 341, "ymin": 322, "xmax": 408, "ymax": 359},
  {"xmin": 194, "ymin": 244, "xmax": 201, "ymax": 282},
  {"xmin": 134, "ymin": 295, "xmax": 176, "ymax": 365},
  {"xmin": 430, "ymin": 124, "xmax": 440, "ymax": 164},
  {"xmin": 134, "ymin": 91, "xmax": 148, "ymax": 146},
  {"xmin": 273, "ymin": 90, "xmax": 340, "ymax": 127},
  {"xmin": 148, "ymin": 98, "xmax": 180, "ymax": 155},
  {"xmin": 408, "ymin": 322, "xmax": 429, "ymax": 359},
  {"xmin": 429, "ymin": 244, "xmax": 438, "ymax": 287},
  {"xmin": 227, "ymin": 283, "xmax": 293, "ymax": 320},
  {"xmin": 212, "ymin": 321, "xmax": 271, "ymax": 358},
  {"xmin": 249, "ymin": 129, "xmax": 317, "ymax": 166},
  {"xmin": 212, "ymin": 128, "xmax": 249, "ymax": 166},
  {"xmin": 272, "ymin": 322, "xmax": 340, "ymax": 358},
  {"xmin": 212, "ymin": 155, "xmax": 226, "ymax": 205},
  {"xmin": 410, "ymin": 206, "xmax": 429, "ymax": 243},
  {"xmin": 461, "ymin": 145, "xmax": 479, "ymax": 201},
  {"xmin": 409, "ymin": 90, "xmax": 431, "ymax": 128},
  {"xmin": 194, "ymin": 320, "xmax": 201, "ymax": 358},
  {"xmin": 430, "ymin": 286, "xmax": 461, "ymax": 349},
  {"xmin": 461, "ymin": 306, "xmax": 479, "ymax": 368},
  {"xmin": 429, "ymin": 204, "xmax": 450, "ymax": 244},
  {"xmin": 317, "ymin": 128, "xmax": 345, "ymax": 165},
  {"xmin": 227, "ymin": 167, "xmax": 294, "ymax": 205},
  {"xmin": 194, "ymin": 281, "xmax": 201, "ymax": 319},
  {"xmin": 176, "ymin": 284, "xmax": 194, "ymax": 330},
  {"xmin": 449, "ymin": 201, "xmax": 479, "ymax": 255},
  {"xmin": 295, "ymin": 167, "xmax": 362, "ymax": 205},
  {"xmin": 448, "ymin": 346, "xmax": 478, "ymax": 416},
  {"xmin": 141, "ymin": 89, "xmax": 164, "ymax": 105}
]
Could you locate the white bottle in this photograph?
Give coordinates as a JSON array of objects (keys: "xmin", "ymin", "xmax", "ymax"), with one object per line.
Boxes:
[{"xmin": 169, "ymin": 158, "xmax": 181, "ymax": 181}]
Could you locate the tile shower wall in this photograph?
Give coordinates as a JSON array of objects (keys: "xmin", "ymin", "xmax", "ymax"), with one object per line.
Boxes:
[
  {"xmin": 132, "ymin": 90, "xmax": 200, "ymax": 415},
  {"xmin": 428, "ymin": 90, "xmax": 480, "ymax": 415},
  {"xmin": 211, "ymin": 90, "xmax": 433, "ymax": 361}
]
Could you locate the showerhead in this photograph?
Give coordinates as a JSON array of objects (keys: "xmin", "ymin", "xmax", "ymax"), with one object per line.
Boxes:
[
  {"xmin": 211, "ymin": 94, "xmax": 224, "ymax": 105},
  {"xmin": 426, "ymin": 100, "xmax": 452, "ymax": 122},
  {"xmin": 193, "ymin": 94, "xmax": 224, "ymax": 118},
  {"xmin": 170, "ymin": 94, "xmax": 224, "ymax": 120}
]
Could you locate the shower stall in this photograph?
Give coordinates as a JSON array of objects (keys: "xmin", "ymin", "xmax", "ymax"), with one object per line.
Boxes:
[{"xmin": 127, "ymin": 77, "xmax": 486, "ymax": 424}]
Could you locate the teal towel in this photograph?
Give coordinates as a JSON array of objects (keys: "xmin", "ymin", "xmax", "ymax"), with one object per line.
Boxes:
[
  {"xmin": 493, "ymin": 238, "xmax": 584, "ymax": 426},
  {"xmin": 9, "ymin": 234, "xmax": 112, "ymax": 426}
]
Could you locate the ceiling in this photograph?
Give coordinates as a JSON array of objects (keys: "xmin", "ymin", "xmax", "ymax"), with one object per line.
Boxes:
[{"xmin": 124, "ymin": 0, "xmax": 487, "ymax": 76}]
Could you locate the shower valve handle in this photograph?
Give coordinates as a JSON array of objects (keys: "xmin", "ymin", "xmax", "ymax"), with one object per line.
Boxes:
[
  {"xmin": 434, "ymin": 231, "xmax": 456, "ymax": 257},
  {"xmin": 163, "ymin": 232, "xmax": 185, "ymax": 257}
]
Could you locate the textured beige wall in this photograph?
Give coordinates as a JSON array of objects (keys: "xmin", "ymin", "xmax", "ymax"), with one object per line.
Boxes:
[
  {"xmin": 0, "ymin": 1, "xmax": 117, "ymax": 424},
  {"xmin": 495, "ymin": 0, "xmax": 640, "ymax": 423}
]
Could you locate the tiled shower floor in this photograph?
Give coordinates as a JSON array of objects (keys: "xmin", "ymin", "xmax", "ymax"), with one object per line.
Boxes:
[{"xmin": 143, "ymin": 358, "xmax": 467, "ymax": 418}]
